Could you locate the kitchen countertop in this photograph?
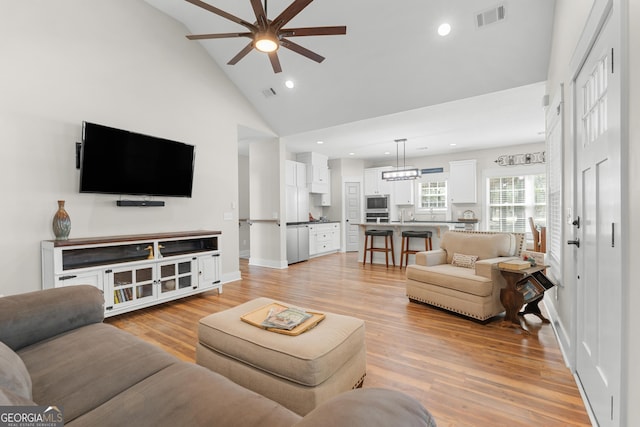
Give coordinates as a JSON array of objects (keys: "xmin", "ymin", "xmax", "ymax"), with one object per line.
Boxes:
[
  {"xmin": 389, "ymin": 220, "xmax": 470, "ymax": 224},
  {"xmin": 286, "ymin": 220, "xmax": 340, "ymax": 226},
  {"xmin": 356, "ymin": 221, "xmax": 468, "ymax": 226}
]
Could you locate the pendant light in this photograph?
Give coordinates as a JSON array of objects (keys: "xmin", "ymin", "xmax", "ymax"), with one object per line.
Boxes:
[{"xmin": 382, "ymin": 139, "xmax": 421, "ymax": 181}]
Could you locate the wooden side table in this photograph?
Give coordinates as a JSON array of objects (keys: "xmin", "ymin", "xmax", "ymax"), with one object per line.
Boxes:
[{"xmin": 499, "ymin": 264, "xmax": 550, "ymax": 333}]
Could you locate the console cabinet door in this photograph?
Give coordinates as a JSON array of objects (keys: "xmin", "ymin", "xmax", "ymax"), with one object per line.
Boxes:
[
  {"xmin": 54, "ymin": 270, "xmax": 103, "ymax": 291},
  {"xmin": 198, "ymin": 253, "xmax": 221, "ymax": 290},
  {"xmin": 105, "ymin": 265, "xmax": 156, "ymax": 312},
  {"xmin": 158, "ymin": 258, "xmax": 198, "ymax": 298}
]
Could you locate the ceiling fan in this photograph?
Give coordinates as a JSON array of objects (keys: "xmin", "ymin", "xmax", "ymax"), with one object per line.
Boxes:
[{"xmin": 185, "ymin": 0, "xmax": 346, "ymax": 73}]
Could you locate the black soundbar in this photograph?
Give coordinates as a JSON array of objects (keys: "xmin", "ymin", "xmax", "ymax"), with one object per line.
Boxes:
[{"xmin": 116, "ymin": 200, "xmax": 165, "ymax": 207}]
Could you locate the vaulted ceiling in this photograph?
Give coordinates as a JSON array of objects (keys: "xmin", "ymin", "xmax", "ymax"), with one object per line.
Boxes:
[{"xmin": 145, "ymin": 0, "xmax": 556, "ymax": 160}]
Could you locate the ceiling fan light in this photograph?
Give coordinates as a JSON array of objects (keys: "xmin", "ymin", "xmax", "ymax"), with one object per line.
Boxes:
[{"xmin": 255, "ymin": 33, "xmax": 279, "ymax": 53}]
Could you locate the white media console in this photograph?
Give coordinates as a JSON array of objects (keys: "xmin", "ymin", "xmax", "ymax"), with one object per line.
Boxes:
[{"xmin": 41, "ymin": 230, "xmax": 221, "ymax": 317}]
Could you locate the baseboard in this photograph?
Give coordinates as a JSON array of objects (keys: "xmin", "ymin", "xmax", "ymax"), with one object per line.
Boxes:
[
  {"xmin": 221, "ymin": 271, "xmax": 241, "ymax": 284},
  {"xmin": 249, "ymin": 257, "xmax": 288, "ymax": 269},
  {"xmin": 239, "ymin": 250, "xmax": 250, "ymax": 259},
  {"xmin": 543, "ymin": 299, "xmax": 572, "ymax": 368}
]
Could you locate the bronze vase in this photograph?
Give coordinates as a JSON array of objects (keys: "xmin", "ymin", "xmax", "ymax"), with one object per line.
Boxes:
[{"xmin": 52, "ymin": 200, "xmax": 71, "ymax": 240}]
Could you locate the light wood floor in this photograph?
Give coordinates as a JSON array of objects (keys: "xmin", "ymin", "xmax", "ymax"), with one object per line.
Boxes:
[{"xmin": 106, "ymin": 253, "xmax": 591, "ymax": 426}]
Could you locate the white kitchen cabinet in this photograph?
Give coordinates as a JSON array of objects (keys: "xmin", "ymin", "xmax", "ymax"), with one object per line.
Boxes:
[
  {"xmin": 313, "ymin": 173, "xmax": 331, "ymax": 206},
  {"xmin": 296, "ymin": 153, "xmax": 329, "ymax": 193},
  {"xmin": 297, "ymin": 152, "xmax": 327, "ymax": 167},
  {"xmin": 41, "ymin": 231, "xmax": 222, "ymax": 317},
  {"xmin": 449, "ymin": 159, "xmax": 477, "ymax": 204},
  {"xmin": 286, "ymin": 160, "xmax": 309, "ymax": 222},
  {"xmin": 286, "ymin": 185, "xmax": 310, "ymax": 222},
  {"xmin": 308, "ymin": 223, "xmax": 340, "ymax": 257},
  {"xmin": 364, "ymin": 167, "xmax": 392, "ymax": 195},
  {"xmin": 393, "ymin": 180, "xmax": 414, "ymax": 205},
  {"xmin": 286, "ymin": 160, "xmax": 307, "ymax": 187},
  {"xmin": 307, "ymin": 165, "xmax": 329, "ymax": 193}
]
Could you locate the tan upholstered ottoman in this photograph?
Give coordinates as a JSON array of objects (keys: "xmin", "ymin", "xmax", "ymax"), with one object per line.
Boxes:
[{"xmin": 196, "ymin": 297, "xmax": 366, "ymax": 416}]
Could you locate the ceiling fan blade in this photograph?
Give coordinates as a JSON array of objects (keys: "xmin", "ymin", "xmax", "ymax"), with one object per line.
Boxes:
[
  {"xmin": 227, "ymin": 42, "xmax": 254, "ymax": 65},
  {"xmin": 187, "ymin": 32, "xmax": 252, "ymax": 40},
  {"xmin": 249, "ymin": 0, "xmax": 269, "ymax": 30},
  {"xmin": 279, "ymin": 26, "xmax": 347, "ymax": 37},
  {"xmin": 185, "ymin": 0, "xmax": 257, "ymax": 32},
  {"xmin": 268, "ymin": 52, "xmax": 283, "ymax": 73},
  {"xmin": 281, "ymin": 38, "xmax": 325, "ymax": 63},
  {"xmin": 272, "ymin": 0, "xmax": 314, "ymax": 30}
]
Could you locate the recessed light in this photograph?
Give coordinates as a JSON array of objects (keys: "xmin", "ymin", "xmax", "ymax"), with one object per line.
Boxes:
[
  {"xmin": 449, "ymin": 143, "xmax": 457, "ymax": 147},
  {"xmin": 285, "ymin": 80, "xmax": 295, "ymax": 89},
  {"xmin": 349, "ymin": 152, "xmax": 355, "ymax": 156},
  {"xmin": 317, "ymin": 140, "xmax": 324, "ymax": 145},
  {"xmin": 438, "ymin": 23, "xmax": 451, "ymax": 36}
]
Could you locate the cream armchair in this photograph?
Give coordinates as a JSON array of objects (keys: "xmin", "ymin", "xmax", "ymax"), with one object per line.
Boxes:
[{"xmin": 405, "ymin": 230, "xmax": 525, "ymax": 321}]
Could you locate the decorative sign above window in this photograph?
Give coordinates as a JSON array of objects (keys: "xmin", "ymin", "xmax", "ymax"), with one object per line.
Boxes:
[
  {"xmin": 420, "ymin": 167, "xmax": 444, "ymax": 174},
  {"xmin": 494, "ymin": 151, "xmax": 545, "ymax": 166}
]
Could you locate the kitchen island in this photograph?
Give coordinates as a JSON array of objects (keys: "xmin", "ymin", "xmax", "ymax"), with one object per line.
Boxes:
[{"xmin": 357, "ymin": 221, "xmax": 478, "ymax": 266}]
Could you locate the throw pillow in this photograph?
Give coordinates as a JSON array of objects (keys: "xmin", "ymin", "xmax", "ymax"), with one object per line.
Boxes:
[
  {"xmin": 451, "ymin": 253, "xmax": 479, "ymax": 269},
  {"xmin": 0, "ymin": 341, "xmax": 32, "ymax": 400}
]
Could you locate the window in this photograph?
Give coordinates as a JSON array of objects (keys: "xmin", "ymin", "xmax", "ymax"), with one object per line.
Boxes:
[
  {"xmin": 487, "ymin": 174, "xmax": 546, "ymax": 234},
  {"xmin": 417, "ymin": 180, "xmax": 447, "ymax": 211}
]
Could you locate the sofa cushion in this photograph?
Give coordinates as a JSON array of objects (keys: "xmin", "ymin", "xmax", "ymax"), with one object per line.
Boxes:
[
  {"xmin": 0, "ymin": 386, "xmax": 37, "ymax": 406},
  {"xmin": 406, "ymin": 264, "xmax": 494, "ymax": 297},
  {"xmin": 451, "ymin": 253, "xmax": 479, "ymax": 269},
  {"xmin": 0, "ymin": 341, "xmax": 32, "ymax": 399},
  {"xmin": 293, "ymin": 388, "xmax": 436, "ymax": 427},
  {"xmin": 18, "ymin": 323, "xmax": 177, "ymax": 423},
  {"xmin": 68, "ymin": 363, "xmax": 300, "ymax": 427},
  {"xmin": 441, "ymin": 232, "xmax": 517, "ymax": 263}
]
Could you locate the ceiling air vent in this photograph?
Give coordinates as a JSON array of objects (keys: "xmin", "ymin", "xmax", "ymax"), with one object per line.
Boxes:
[
  {"xmin": 476, "ymin": 5, "xmax": 506, "ymax": 28},
  {"xmin": 262, "ymin": 88, "xmax": 277, "ymax": 98}
]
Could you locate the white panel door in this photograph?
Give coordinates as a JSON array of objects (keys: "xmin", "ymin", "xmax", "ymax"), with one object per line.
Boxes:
[
  {"xmin": 345, "ymin": 182, "xmax": 361, "ymax": 252},
  {"xmin": 574, "ymin": 11, "xmax": 621, "ymax": 426}
]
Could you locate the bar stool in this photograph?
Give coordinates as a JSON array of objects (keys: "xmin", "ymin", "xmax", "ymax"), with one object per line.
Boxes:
[
  {"xmin": 363, "ymin": 229, "xmax": 395, "ymax": 268},
  {"xmin": 400, "ymin": 230, "xmax": 433, "ymax": 269}
]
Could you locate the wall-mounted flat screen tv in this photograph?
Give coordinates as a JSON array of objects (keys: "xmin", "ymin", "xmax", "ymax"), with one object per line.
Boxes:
[{"xmin": 79, "ymin": 122, "xmax": 195, "ymax": 198}]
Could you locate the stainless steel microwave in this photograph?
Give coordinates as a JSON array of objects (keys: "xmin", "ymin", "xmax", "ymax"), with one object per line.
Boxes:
[{"xmin": 365, "ymin": 195, "xmax": 390, "ymax": 211}]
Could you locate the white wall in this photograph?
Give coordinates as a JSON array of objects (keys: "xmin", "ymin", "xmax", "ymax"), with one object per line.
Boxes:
[
  {"xmin": 0, "ymin": 1, "xmax": 275, "ymax": 295},
  {"xmin": 248, "ymin": 139, "xmax": 286, "ymax": 268}
]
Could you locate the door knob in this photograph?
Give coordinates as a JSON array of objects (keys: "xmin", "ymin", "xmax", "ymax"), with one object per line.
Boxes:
[{"xmin": 567, "ymin": 239, "xmax": 580, "ymax": 248}]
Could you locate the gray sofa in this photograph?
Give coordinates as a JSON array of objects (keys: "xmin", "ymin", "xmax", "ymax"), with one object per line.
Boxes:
[{"xmin": 0, "ymin": 285, "xmax": 436, "ymax": 427}]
